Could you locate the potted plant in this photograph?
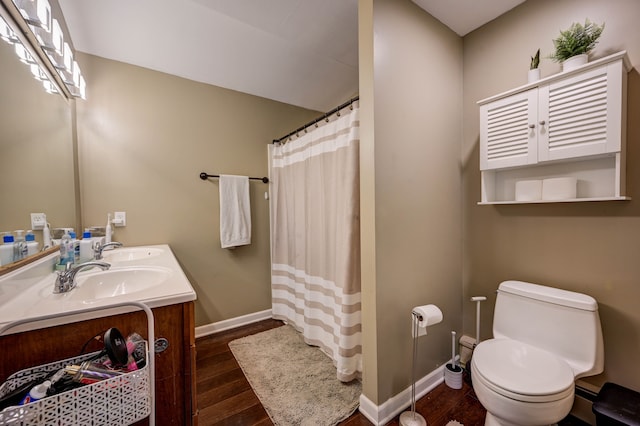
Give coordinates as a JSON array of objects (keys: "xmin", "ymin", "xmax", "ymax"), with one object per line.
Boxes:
[
  {"xmin": 550, "ymin": 19, "xmax": 605, "ymax": 71},
  {"xmin": 528, "ymin": 48, "xmax": 540, "ymax": 83}
]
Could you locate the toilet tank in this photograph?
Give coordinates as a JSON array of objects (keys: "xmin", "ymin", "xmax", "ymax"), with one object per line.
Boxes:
[{"xmin": 493, "ymin": 280, "xmax": 604, "ymax": 379}]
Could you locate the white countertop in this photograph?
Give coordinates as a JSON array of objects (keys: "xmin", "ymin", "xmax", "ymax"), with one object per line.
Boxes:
[{"xmin": 0, "ymin": 244, "xmax": 196, "ymax": 335}]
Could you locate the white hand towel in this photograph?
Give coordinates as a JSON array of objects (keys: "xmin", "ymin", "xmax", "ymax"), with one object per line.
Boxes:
[{"xmin": 219, "ymin": 175, "xmax": 251, "ymax": 248}]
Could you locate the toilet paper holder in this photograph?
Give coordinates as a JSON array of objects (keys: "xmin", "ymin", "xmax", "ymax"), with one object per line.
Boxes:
[{"xmin": 400, "ymin": 305, "xmax": 443, "ymax": 426}]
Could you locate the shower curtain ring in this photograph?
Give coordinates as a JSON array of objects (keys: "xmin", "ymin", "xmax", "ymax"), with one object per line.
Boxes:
[{"xmin": 337, "ymin": 111, "xmax": 341, "ymax": 117}]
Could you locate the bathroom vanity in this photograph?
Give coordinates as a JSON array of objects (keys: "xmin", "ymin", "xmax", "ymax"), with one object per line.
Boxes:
[{"xmin": 0, "ymin": 245, "xmax": 197, "ymax": 425}]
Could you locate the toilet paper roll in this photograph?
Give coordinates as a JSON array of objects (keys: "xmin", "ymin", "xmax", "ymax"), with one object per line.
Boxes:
[{"xmin": 413, "ymin": 305, "xmax": 443, "ymax": 329}]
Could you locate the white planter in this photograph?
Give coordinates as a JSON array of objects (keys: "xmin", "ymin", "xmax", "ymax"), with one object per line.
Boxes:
[
  {"xmin": 562, "ymin": 54, "xmax": 588, "ymax": 71},
  {"xmin": 528, "ymin": 68, "xmax": 541, "ymax": 83}
]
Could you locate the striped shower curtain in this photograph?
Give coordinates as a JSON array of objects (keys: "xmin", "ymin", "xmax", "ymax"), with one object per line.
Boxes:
[{"xmin": 268, "ymin": 104, "xmax": 361, "ymax": 382}]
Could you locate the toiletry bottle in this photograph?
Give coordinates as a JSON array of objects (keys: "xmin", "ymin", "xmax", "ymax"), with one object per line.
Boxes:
[
  {"xmin": 25, "ymin": 230, "xmax": 39, "ymax": 256},
  {"xmin": 13, "ymin": 230, "xmax": 27, "ymax": 261},
  {"xmin": 79, "ymin": 231, "xmax": 93, "ymax": 262},
  {"xmin": 105, "ymin": 213, "xmax": 113, "ymax": 244},
  {"xmin": 42, "ymin": 216, "xmax": 52, "ymax": 249},
  {"xmin": 19, "ymin": 380, "xmax": 51, "ymax": 405},
  {"xmin": 59, "ymin": 231, "xmax": 74, "ymax": 266},
  {"xmin": 0, "ymin": 234, "xmax": 15, "ymax": 266},
  {"xmin": 69, "ymin": 231, "xmax": 79, "ymax": 263}
]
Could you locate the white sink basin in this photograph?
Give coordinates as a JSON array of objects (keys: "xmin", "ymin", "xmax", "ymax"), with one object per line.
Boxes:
[
  {"xmin": 69, "ymin": 266, "xmax": 173, "ymax": 302},
  {"xmin": 0, "ymin": 244, "xmax": 196, "ymax": 333},
  {"xmin": 35, "ymin": 266, "xmax": 173, "ymax": 304},
  {"xmin": 102, "ymin": 247, "xmax": 165, "ymax": 263}
]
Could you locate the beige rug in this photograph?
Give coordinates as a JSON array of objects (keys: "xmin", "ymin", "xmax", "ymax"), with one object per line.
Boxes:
[{"xmin": 229, "ymin": 325, "xmax": 361, "ymax": 426}]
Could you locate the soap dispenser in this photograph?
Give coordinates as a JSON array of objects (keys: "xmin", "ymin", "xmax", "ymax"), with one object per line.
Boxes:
[{"xmin": 59, "ymin": 231, "xmax": 74, "ymax": 266}]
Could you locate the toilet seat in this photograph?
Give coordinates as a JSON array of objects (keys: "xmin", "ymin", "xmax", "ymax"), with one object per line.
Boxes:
[{"xmin": 472, "ymin": 339, "xmax": 575, "ymax": 403}]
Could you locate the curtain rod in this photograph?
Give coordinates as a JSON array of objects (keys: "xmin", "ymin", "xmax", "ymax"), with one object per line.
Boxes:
[
  {"xmin": 200, "ymin": 172, "xmax": 269, "ymax": 183},
  {"xmin": 272, "ymin": 95, "xmax": 359, "ymax": 144}
]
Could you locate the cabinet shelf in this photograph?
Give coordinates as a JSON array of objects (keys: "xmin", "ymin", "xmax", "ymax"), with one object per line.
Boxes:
[{"xmin": 479, "ymin": 196, "xmax": 631, "ymax": 205}]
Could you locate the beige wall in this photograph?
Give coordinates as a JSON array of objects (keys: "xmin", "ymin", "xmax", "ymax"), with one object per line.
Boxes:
[
  {"xmin": 463, "ymin": 0, "xmax": 640, "ymax": 390},
  {"xmin": 359, "ymin": 0, "xmax": 463, "ymax": 404},
  {"xmin": 75, "ymin": 53, "xmax": 319, "ymax": 326}
]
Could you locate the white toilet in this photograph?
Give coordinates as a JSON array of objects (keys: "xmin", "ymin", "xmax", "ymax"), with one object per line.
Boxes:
[{"xmin": 471, "ymin": 280, "xmax": 604, "ymax": 426}]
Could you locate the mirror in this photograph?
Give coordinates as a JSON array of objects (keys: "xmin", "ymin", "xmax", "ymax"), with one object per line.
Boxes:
[{"xmin": 0, "ymin": 22, "xmax": 77, "ymax": 270}]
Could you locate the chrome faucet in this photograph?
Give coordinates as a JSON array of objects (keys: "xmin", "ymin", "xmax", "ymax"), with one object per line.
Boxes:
[
  {"xmin": 94, "ymin": 241, "xmax": 123, "ymax": 260},
  {"xmin": 53, "ymin": 261, "xmax": 111, "ymax": 294}
]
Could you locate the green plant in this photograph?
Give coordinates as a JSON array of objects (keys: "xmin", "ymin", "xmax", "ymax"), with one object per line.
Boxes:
[
  {"xmin": 530, "ymin": 48, "xmax": 540, "ymax": 69},
  {"xmin": 550, "ymin": 19, "xmax": 604, "ymax": 62}
]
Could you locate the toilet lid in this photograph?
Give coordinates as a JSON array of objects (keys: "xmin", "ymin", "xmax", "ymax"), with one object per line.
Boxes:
[{"xmin": 473, "ymin": 339, "xmax": 574, "ymax": 399}]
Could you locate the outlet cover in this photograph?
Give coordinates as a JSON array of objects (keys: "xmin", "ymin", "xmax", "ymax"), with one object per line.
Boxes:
[
  {"xmin": 113, "ymin": 211, "xmax": 126, "ymax": 227},
  {"xmin": 30, "ymin": 213, "xmax": 46, "ymax": 230}
]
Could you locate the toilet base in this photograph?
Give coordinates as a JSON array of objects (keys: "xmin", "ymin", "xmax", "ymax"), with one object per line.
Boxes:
[{"xmin": 485, "ymin": 412, "xmax": 558, "ymax": 426}]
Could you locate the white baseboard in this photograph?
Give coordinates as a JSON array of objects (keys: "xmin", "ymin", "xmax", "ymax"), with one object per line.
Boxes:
[
  {"xmin": 195, "ymin": 309, "xmax": 273, "ymax": 338},
  {"xmin": 358, "ymin": 364, "xmax": 446, "ymax": 426}
]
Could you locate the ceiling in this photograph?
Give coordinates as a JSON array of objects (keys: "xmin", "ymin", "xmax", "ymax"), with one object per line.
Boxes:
[{"xmin": 58, "ymin": 0, "xmax": 524, "ymax": 112}]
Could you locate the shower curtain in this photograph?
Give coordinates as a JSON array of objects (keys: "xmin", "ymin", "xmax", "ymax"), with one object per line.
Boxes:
[{"xmin": 268, "ymin": 104, "xmax": 361, "ymax": 382}]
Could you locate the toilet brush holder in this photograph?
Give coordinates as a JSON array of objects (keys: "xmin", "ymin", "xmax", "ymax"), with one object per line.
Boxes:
[{"xmin": 444, "ymin": 363, "xmax": 463, "ymax": 389}]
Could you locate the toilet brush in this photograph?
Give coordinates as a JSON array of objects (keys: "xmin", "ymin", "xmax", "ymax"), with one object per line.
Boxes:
[{"xmin": 444, "ymin": 331, "xmax": 462, "ymax": 389}]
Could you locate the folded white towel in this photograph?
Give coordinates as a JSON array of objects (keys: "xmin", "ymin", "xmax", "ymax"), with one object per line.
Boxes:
[{"xmin": 219, "ymin": 175, "xmax": 251, "ymax": 249}]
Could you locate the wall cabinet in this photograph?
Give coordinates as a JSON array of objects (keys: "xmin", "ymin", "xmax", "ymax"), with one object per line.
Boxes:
[{"xmin": 478, "ymin": 51, "xmax": 631, "ymax": 204}]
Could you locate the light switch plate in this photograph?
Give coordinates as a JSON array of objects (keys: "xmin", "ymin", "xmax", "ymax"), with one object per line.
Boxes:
[
  {"xmin": 113, "ymin": 211, "xmax": 126, "ymax": 227},
  {"xmin": 30, "ymin": 213, "xmax": 46, "ymax": 230}
]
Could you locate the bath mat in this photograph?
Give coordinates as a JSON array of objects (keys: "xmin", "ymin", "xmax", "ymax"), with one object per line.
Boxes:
[{"xmin": 229, "ymin": 325, "xmax": 361, "ymax": 426}]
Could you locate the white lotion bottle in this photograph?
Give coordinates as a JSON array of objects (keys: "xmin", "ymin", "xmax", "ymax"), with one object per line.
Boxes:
[
  {"xmin": 79, "ymin": 231, "xmax": 94, "ymax": 262},
  {"xmin": 25, "ymin": 230, "xmax": 39, "ymax": 256},
  {"xmin": 0, "ymin": 234, "xmax": 15, "ymax": 266}
]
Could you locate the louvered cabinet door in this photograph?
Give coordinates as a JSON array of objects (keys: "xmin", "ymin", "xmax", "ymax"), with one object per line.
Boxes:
[
  {"xmin": 480, "ymin": 89, "xmax": 538, "ymax": 170},
  {"xmin": 538, "ymin": 60, "xmax": 625, "ymax": 161}
]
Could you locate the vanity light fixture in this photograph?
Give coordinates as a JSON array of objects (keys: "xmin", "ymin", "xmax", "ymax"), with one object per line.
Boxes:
[
  {"xmin": 42, "ymin": 79, "xmax": 58, "ymax": 94},
  {"xmin": 35, "ymin": 16, "xmax": 61, "ymax": 54},
  {"xmin": 69, "ymin": 72, "xmax": 85, "ymax": 99},
  {"xmin": 0, "ymin": 15, "xmax": 18, "ymax": 43},
  {"xmin": 12, "ymin": 0, "xmax": 50, "ymax": 31},
  {"xmin": 3, "ymin": 0, "xmax": 87, "ymax": 99},
  {"xmin": 14, "ymin": 41, "xmax": 36, "ymax": 64}
]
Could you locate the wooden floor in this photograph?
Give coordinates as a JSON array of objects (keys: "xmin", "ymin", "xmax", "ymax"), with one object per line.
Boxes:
[{"xmin": 195, "ymin": 319, "xmax": 588, "ymax": 426}]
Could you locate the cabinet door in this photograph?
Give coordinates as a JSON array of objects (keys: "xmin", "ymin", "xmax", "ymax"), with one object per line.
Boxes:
[
  {"xmin": 538, "ymin": 60, "xmax": 624, "ymax": 161},
  {"xmin": 480, "ymin": 89, "xmax": 538, "ymax": 170}
]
